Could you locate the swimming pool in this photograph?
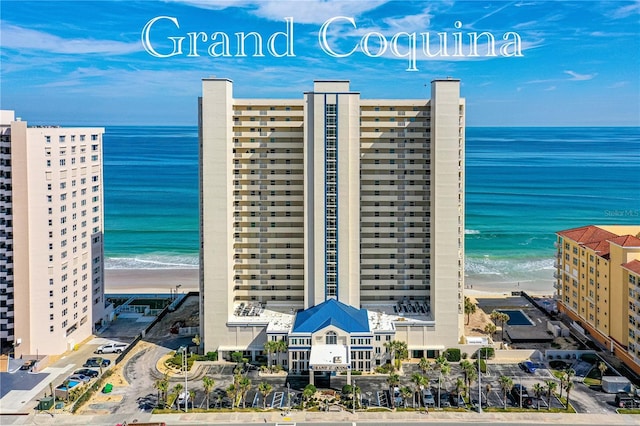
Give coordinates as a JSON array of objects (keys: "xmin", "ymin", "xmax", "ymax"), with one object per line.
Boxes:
[
  {"xmin": 498, "ymin": 309, "xmax": 533, "ymax": 326},
  {"xmin": 58, "ymin": 380, "xmax": 80, "ymax": 391}
]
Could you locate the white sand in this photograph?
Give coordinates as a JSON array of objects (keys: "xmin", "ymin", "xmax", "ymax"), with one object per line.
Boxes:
[
  {"xmin": 104, "ymin": 268, "xmax": 199, "ymax": 294},
  {"xmin": 105, "ymin": 267, "xmax": 556, "ymax": 297}
]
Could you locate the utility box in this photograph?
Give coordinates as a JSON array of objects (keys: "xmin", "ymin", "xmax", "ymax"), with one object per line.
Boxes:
[
  {"xmin": 602, "ymin": 376, "xmax": 631, "ymax": 394},
  {"xmin": 102, "ymin": 383, "xmax": 113, "ymax": 393},
  {"xmin": 38, "ymin": 397, "xmax": 54, "ymax": 410}
]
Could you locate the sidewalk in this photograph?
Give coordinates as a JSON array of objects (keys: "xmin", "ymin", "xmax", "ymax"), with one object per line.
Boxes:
[{"xmin": 5, "ymin": 409, "xmax": 640, "ymax": 425}]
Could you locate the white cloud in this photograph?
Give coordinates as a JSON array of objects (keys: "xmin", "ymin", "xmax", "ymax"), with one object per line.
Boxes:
[
  {"xmin": 544, "ymin": 85, "xmax": 556, "ymax": 91},
  {"xmin": 607, "ymin": 81, "xmax": 627, "ymax": 89},
  {"xmin": 564, "ymin": 70, "xmax": 596, "ymax": 81},
  {"xmin": 167, "ymin": 0, "xmax": 390, "ymax": 24},
  {"xmin": 0, "ymin": 22, "xmax": 139, "ymax": 55}
]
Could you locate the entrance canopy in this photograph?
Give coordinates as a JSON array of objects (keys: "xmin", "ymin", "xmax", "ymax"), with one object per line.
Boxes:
[{"xmin": 309, "ymin": 344, "xmax": 349, "ymax": 371}]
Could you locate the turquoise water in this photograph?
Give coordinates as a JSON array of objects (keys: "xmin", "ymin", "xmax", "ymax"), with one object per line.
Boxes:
[{"xmin": 102, "ymin": 126, "xmax": 640, "ymax": 282}]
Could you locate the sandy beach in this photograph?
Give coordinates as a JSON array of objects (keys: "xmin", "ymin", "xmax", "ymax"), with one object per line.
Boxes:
[
  {"xmin": 105, "ymin": 267, "xmax": 556, "ymax": 297},
  {"xmin": 104, "ymin": 268, "xmax": 199, "ymax": 294}
]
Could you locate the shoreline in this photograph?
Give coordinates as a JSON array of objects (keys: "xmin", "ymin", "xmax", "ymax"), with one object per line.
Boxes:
[{"xmin": 105, "ymin": 268, "xmax": 555, "ymax": 297}]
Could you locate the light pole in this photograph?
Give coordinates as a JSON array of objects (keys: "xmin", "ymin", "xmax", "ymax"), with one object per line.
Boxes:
[
  {"xmin": 353, "ymin": 379, "xmax": 356, "ymax": 414},
  {"xmin": 478, "ymin": 348, "xmax": 482, "ymax": 413},
  {"xmin": 174, "ymin": 284, "xmax": 182, "ymax": 301},
  {"xmin": 287, "ymin": 382, "xmax": 291, "ymax": 412},
  {"xmin": 181, "ymin": 345, "xmax": 188, "ymax": 413}
]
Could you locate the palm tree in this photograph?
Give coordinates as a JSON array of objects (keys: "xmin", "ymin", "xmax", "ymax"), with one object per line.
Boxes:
[
  {"xmin": 410, "ymin": 373, "xmax": 427, "ymax": 408},
  {"xmin": 597, "ymin": 361, "xmax": 607, "ymax": 381},
  {"xmin": 545, "ymin": 380, "xmax": 557, "ymax": 410},
  {"xmin": 302, "ymin": 384, "xmax": 316, "ymax": 410},
  {"xmin": 460, "ymin": 359, "xmax": 476, "ymax": 400},
  {"xmin": 565, "ymin": 381, "xmax": 574, "ymax": 410},
  {"xmin": 387, "ymin": 373, "xmax": 400, "ymax": 408},
  {"xmin": 485, "ymin": 383, "xmax": 492, "ymax": 407},
  {"xmin": 400, "ymin": 386, "xmax": 412, "ymax": 408},
  {"xmin": 464, "ymin": 296, "xmax": 477, "ymax": 325},
  {"xmin": 226, "ymin": 383, "xmax": 238, "ymax": 409},
  {"xmin": 418, "ymin": 357, "xmax": 430, "ymax": 375},
  {"xmin": 454, "ymin": 377, "xmax": 465, "ymax": 399},
  {"xmin": 258, "ymin": 381, "xmax": 273, "ymax": 409},
  {"xmin": 154, "ymin": 373, "xmax": 169, "ymax": 407},
  {"xmin": 264, "ymin": 341, "xmax": 279, "ymax": 372},
  {"xmin": 499, "ymin": 313, "xmax": 510, "ymax": 340},
  {"xmin": 171, "ymin": 383, "xmax": 184, "ymax": 409},
  {"xmin": 559, "ymin": 368, "xmax": 575, "ymax": 401},
  {"xmin": 202, "ymin": 376, "xmax": 215, "ymax": 409},
  {"xmin": 484, "ymin": 323, "xmax": 497, "ymax": 341},
  {"xmin": 238, "ymin": 376, "xmax": 251, "ymax": 408},
  {"xmin": 532, "ymin": 383, "xmax": 544, "ymax": 410},
  {"xmin": 275, "ymin": 340, "xmax": 288, "ymax": 370},
  {"xmin": 384, "ymin": 340, "xmax": 408, "ymax": 370},
  {"xmin": 498, "ymin": 376, "xmax": 513, "ymax": 409}
]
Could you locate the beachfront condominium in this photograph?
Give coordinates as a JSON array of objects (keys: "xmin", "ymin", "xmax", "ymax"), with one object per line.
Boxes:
[
  {"xmin": 0, "ymin": 110, "xmax": 108, "ymax": 359},
  {"xmin": 556, "ymin": 225, "xmax": 640, "ymax": 375},
  {"xmin": 199, "ymin": 79, "xmax": 464, "ymax": 375}
]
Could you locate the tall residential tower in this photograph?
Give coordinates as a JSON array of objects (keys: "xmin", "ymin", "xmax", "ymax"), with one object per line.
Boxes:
[
  {"xmin": 199, "ymin": 80, "xmax": 465, "ymax": 373},
  {"xmin": 0, "ymin": 110, "xmax": 107, "ymax": 358}
]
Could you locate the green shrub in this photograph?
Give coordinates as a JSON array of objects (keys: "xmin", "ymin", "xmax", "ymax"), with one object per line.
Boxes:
[
  {"xmin": 444, "ymin": 348, "xmax": 461, "ymax": 362},
  {"xmin": 474, "ymin": 347, "xmax": 495, "ymax": 359}
]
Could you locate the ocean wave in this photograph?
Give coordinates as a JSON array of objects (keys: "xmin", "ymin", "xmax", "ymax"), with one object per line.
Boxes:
[
  {"xmin": 464, "ymin": 229, "xmax": 481, "ymax": 235},
  {"xmin": 105, "ymin": 255, "xmax": 199, "ymax": 269},
  {"xmin": 465, "ymin": 256, "xmax": 555, "ymax": 276}
]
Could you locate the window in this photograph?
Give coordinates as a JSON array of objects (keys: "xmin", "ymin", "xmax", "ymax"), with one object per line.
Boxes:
[{"xmin": 326, "ymin": 331, "xmax": 337, "ymax": 345}]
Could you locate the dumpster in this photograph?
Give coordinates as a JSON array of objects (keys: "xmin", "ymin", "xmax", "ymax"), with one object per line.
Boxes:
[
  {"xmin": 102, "ymin": 383, "xmax": 113, "ymax": 393},
  {"xmin": 38, "ymin": 397, "xmax": 54, "ymax": 410}
]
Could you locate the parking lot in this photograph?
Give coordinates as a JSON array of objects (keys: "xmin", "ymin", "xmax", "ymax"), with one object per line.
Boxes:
[{"xmin": 2, "ymin": 294, "xmax": 632, "ymax": 420}]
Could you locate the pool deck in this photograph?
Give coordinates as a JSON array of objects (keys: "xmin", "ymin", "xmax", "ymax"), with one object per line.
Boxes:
[{"xmin": 477, "ymin": 296, "xmax": 554, "ymax": 343}]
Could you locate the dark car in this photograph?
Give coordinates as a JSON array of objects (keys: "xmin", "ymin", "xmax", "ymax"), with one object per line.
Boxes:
[
  {"xmin": 83, "ymin": 357, "xmax": 111, "ymax": 368},
  {"xmin": 511, "ymin": 384, "xmax": 534, "ymax": 407},
  {"xmin": 20, "ymin": 360, "xmax": 37, "ymax": 371},
  {"xmin": 439, "ymin": 392, "xmax": 451, "ymax": 408},
  {"xmin": 449, "ymin": 393, "xmax": 465, "ymax": 407},
  {"xmin": 74, "ymin": 368, "xmax": 99, "ymax": 378},
  {"xmin": 615, "ymin": 392, "xmax": 640, "ymax": 408},
  {"xmin": 518, "ymin": 360, "xmax": 537, "ymax": 374}
]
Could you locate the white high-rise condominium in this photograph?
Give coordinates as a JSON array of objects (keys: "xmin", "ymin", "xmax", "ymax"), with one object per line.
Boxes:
[
  {"xmin": 199, "ymin": 79, "xmax": 465, "ymax": 376},
  {"xmin": 0, "ymin": 110, "xmax": 108, "ymax": 358}
]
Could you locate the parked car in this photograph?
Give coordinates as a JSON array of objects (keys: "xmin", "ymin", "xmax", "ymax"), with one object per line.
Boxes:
[
  {"xmin": 449, "ymin": 393, "xmax": 465, "ymax": 407},
  {"xmin": 439, "ymin": 392, "xmax": 451, "ymax": 407},
  {"xmin": 20, "ymin": 360, "xmax": 36, "ymax": 371},
  {"xmin": 423, "ymin": 388, "xmax": 435, "ymax": 407},
  {"xmin": 511, "ymin": 384, "xmax": 534, "ymax": 407},
  {"xmin": 73, "ymin": 368, "xmax": 99, "ymax": 378},
  {"xmin": 615, "ymin": 392, "xmax": 640, "ymax": 408},
  {"xmin": 176, "ymin": 391, "xmax": 191, "ymax": 408},
  {"xmin": 83, "ymin": 357, "xmax": 111, "ymax": 368},
  {"xmin": 518, "ymin": 360, "xmax": 537, "ymax": 374},
  {"xmin": 68, "ymin": 374, "xmax": 92, "ymax": 383},
  {"xmin": 95, "ymin": 342, "xmax": 128, "ymax": 354}
]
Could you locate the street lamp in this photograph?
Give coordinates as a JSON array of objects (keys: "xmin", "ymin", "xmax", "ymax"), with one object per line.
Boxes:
[
  {"xmin": 174, "ymin": 284, "xmax": 182, "ymax": 301},
  {"xmin": 478, "ymin": 348, "xmax": 483, "ymax": 413},
  {"xmin": 180, "ymin": 345, "xmax": 188, "ymax": 413}
]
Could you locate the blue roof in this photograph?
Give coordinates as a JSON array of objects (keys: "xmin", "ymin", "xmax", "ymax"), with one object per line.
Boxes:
[{"xmin": 292, "ymin": 299, "xmax": 370, "ymax": 334}]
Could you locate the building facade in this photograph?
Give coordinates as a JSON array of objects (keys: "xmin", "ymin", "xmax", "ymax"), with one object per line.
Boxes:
[
  {"xmin": 556, "ymin": 225, "xmax": 640, "ymax": 374},
  {"xmin": 0, "ymin": 110, "xmax": 108, "ymax": 358},
  {"xmin": 199, "ymin": 79, "xmax": 465, "ymax": 373}
]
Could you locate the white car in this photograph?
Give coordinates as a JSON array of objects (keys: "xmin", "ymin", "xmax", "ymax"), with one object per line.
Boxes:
[{"xmin": 95, "ymin": 342, "xmax": 128, "ymax": 354}]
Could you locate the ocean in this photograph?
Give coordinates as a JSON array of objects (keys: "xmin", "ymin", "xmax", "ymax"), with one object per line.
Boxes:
[{"xmin": 102, "ymin": 126, "xmax": 640, "ymax": 291}]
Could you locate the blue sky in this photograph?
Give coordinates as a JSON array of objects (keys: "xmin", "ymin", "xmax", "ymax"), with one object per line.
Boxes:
[{"xmin": 1, "ymin": 0, "xmax": 639, "ymax": 126}]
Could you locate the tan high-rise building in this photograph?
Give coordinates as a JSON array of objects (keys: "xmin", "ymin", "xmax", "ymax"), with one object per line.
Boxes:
[
  {"xmin": 556, "ymin": 225, "xmax": 640, "ymax": 374},
  {"xmin": 0, "ymin": 110, "xmax": 108, "ymax": 358},
  {"xmin": 199, "ymin": 80, "xmax": 465, "ymax": 371}
]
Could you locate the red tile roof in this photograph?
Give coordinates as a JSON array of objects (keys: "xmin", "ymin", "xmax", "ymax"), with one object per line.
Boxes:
[
  {"xmin": 608, "ymin": 235, "xmax": 640, "ymax": 248},
  {"xmin": 622, "ymin": 259, "xmax": 640, "ymax": 275},
  {"xmin": 557, "ymin": 225, "xmax": 618, "ymax": 245},
  {"xmin": 557, "ymin": 225, "xmax": 640, "ymax": 260}
]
